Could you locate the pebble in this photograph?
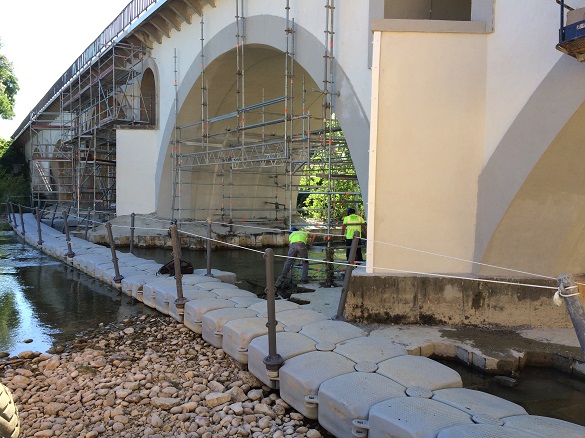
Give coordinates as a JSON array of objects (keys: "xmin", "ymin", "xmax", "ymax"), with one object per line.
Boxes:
[{"xmin": 1, "ymin": 315, "xmax": 332, "ymax": 437}]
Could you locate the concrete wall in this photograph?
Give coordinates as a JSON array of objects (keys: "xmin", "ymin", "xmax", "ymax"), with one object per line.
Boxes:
[
  {"xmin": 368, "ymin": 21, "xmax": 487, "ymax": 274},
  {"xmin": 346, "ymin": 271, "xmax": 570, "ymax": 328},
  {"xmin": 116, "ymin": 128, "xmax": 159, "ymax": 215}
]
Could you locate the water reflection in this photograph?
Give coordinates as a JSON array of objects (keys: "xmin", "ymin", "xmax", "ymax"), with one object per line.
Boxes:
[{"xmin": 0, "ymin": 232, "xmax": 154, "ymax": 356}]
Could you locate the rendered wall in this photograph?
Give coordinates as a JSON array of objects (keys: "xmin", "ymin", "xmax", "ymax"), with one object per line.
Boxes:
[
  {"xmin": 368, "ymin": 24, "xmax": 486, "ymax": 274},
  {"xmin": 116, "ymin": 128, "xmax": 159, "ymax": 216}
]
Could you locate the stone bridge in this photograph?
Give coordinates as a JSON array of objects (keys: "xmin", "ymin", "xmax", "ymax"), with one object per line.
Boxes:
[{"xmin": 11, "ymin": 0, "xmax": 585, "ymax": 278}]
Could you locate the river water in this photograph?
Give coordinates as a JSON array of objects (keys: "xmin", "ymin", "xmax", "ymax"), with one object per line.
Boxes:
[{"xmin": 1, "ymin": 230, "xmax": 584, "ymax": 426}]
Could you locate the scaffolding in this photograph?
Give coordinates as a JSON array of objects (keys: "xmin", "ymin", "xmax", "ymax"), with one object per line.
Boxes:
[
  {"xmin": 173, "ymin": 0, "xmax": 363, "ymax": 229},
  {"xmin": 30, "ymin": 42, "xmax": 151, "ymax": 215}
]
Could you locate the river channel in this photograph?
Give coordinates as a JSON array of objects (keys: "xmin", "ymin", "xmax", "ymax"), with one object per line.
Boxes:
[{"xmin": 1, "ymin": 229, "xmax": 584, "ymax": 426}]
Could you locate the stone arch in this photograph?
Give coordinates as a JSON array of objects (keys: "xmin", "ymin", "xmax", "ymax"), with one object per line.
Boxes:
[{"xmin": 155, "ymin": 14, "xmax": 370, "ymax": 219}]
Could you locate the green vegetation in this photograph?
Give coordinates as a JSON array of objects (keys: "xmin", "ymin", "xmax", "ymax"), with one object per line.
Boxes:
[
  {"xmin": 0, "ymin": 137, "xmax": 30, "ymax": 209},
  {"xmin": 0, "ymin": 40, "xmax": 19, "ymax": 120},
  {"xmin": 298, "ymin": 117, "xmax": 364, "ymax": 222}
]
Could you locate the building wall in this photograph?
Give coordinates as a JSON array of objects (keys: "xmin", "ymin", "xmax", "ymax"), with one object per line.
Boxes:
[{"xmin": 368, "ymin": 23, "xmax": 486, "ymax": 274}]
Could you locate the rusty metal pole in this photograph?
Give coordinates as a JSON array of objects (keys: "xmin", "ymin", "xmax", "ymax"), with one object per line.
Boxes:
[
  {"xmin": 18, "ymin": 204, "xmax": 25, "ymax": 236},
  {"xmin": 35, "ymin": 207, "xmax": 43, "ymax": 246},
  {"xmin": 335, "ymin": 231, "xmax": 360, "ymax": 321},
  {"xmin": 5, "ymin": 201, "xmax": 11, "ymax": 225},
  {"xmin": 129, "ymin": 212, "xmax": 136, "ymax": 255},
  {"xmin": 50, "ymin": 203, "xmax": 58, "ymax": 228},
  {"xmin": 105, "ymin": 222, "xmax": 123, "ymax": 284},
  {"xmin": 206, "ymin": 217, "xmax": 214, "ymax": 277},
  {"xmin": 263, "ymin": 248, "xmax": 284, "ymax": 389},
  {"xmin": 557, "ymin": 274, "xmax": 585, "ymax": 356},
  {"xmin": 9, "ymin": 203, "xmax": 17, "ymax": 234},
  {"xmin": 84, "ymin": 208, "xmax": 91, "ymax": 240},
  {"xmin": 62, "ymin": 210, "xmax": 75, "ymax": 258},
  {"xmin": 170, "ymin": 224, "xmax": 187, "ymax": 319}
]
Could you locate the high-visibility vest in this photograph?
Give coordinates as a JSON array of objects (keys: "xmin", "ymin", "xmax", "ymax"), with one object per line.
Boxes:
[
  {"xmin": 343, "ymin": 214, "xmax": 365, "ymax": 239},
  {"xmin": 289, "ymin": 230, "xmax": 309, "ymax": 244}
]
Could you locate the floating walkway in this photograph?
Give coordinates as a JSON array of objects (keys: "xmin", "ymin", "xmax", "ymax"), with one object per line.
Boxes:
[{"xmin": 11, "ymin": 213, "xmax": 585, "ymax": 438}]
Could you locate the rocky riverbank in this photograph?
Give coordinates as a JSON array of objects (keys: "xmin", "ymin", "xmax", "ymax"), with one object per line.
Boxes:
[{"xmin": 0, "ymin": 314, "xmax": 331, "ymax": 438}]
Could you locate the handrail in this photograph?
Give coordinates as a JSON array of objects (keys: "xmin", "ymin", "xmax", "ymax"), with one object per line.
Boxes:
[
  {"xmin": 557, "ymin": 0, "xmax": 574, "ymax": 11},
  {"xmin": 12, "ymin": 0, "xmax": 161, "ymax": 141}
]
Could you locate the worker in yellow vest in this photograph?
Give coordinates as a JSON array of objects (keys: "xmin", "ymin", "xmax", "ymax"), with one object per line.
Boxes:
[
  {"xmin": 341, "ymin": 208, "xmax": 366, "ymax": 261},
  {"xmin": 275, "ymin": 227, "xmax": 317, "ymax": 294}
]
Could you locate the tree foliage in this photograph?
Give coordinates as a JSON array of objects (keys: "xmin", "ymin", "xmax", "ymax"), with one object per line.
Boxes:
[
  {"xmin": 0, "ymin": 40, "xmax": 19, "ymax": 120},
  {"xmin": 0, "ymin": 138, "xmax": 30, "ymax": 207}
]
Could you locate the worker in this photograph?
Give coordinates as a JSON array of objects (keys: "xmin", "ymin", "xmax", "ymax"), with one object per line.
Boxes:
[
  {"xmin": 275, "ymin": 227, "xmax": 317, "ymax": 293},
  {"xmin": 341, "ymin": 207, "xmax": 366, "ymax": 262}
]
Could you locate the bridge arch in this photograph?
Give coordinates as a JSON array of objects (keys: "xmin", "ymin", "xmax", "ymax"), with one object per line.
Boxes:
[{"xmin": 154, "ymin": 14, "xmax": 369, "ymax": 219}]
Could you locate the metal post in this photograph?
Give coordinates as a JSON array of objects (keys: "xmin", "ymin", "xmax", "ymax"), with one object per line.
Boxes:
[
  {"xmin": 170, "ymin": 224, "xmax": 187, "ymax": 319},
  {"xmin": 206, "ymin": 217, "xmax": 213, "ymax": 277},
  {"xmin": 84, "ymin": 208, "xmax": 91, "ymax": 240},
  {"xmin": 5, "ymin": 201, "xmax": 10, "ymax": 224},
  {"xmin": 263, "ymin": 248, "xmax": 284, "ymax": 388},
  {"xmin": 105, "ymin": 222, "xmax": 123, "ymax": 283},
  {"xmin": 62, "ymin": 211, "xmax": 75, "ymax": 258},
  {"xmin": 50, "ymin": 203, "xmax": 58, "ymax": 228},
  {"xmin": 335, "ymin": 231, "xmax": 360, "ymax": 320},
  {"xmin": 130, "ymin": 212, "xmax": 136, "ymax": 254},
  {"xmin": 35, "ymin": 207, "xmax": 43, "ymax": 246},
  {"xmin": 9, "ymin": 203, "xmax": 17, "ymax": 233},
  {"xmin": 557, "ymin": 274, "xmax": 585, "ymax": 356},
  {"xmin": 18, "ymin": 204, "xmax": 25, "ymax": 236}
]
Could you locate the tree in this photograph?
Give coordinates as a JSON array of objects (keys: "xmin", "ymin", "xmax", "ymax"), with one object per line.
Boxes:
[{"xmin": 0, "ymin": 39, "xmax": 19, "ymax": 120}]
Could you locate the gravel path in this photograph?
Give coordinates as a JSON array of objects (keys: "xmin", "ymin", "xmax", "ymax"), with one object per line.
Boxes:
[{"xmin": 1, "ymin": 315, "xmax": 332, "ymax": 438}]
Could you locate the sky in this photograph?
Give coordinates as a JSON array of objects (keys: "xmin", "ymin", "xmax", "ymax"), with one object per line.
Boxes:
[{"xmin": 0, "ymin": 0, "xmax": 133, "ymax": 140}]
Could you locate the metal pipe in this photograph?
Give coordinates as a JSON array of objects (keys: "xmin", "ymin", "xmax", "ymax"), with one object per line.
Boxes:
[
  {"xmin": 170, "ymin": 224, "xmax": 187, "ymax": 319},
  {"xmin": 62, "ymin": 210, "xmax": 75, "ymax": 258},
  {"xmin": 50, "ymin": 203, "xmax": 58, "ymax": 228},
  {"xmin": 84, "ymin": 208, "xmax": 91, "ymax": 240},
  {"xmin": 262, "ymin": 248, "xmax": 284, "ymax": 389},
  {"xmin": 5, "ymin": 201, "xmax": 11, "ymax": 224},
  {"xmin": 35, "ymin": 207, "xmax": 43, "ymax": 246},
  {"xmin": 335, "ymin": 231, "xmax": 360, "ymax": 320},
  {"xmin": 18, "ymin": 204, "xmax": 25, "ymax": 236},
  {"xmin": 130, "ymin": 212, "xmax": 136, "ymax": 254},
  {"xmin": 105, "ymin": 222, "xmax": 123, "ymax": 283},
  {"xmin": 10, "ymin": 202, "xmax": 17, "ymax": 232},
  {"xmin": 206, "ymin": 217, "xmax": 214, "ymax": 277},
  {"xmin": 557, "ymin": 274, "xmax": 585, "ymax": 356}
]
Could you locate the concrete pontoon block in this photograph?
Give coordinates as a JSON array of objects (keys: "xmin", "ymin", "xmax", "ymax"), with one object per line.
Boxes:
[
  {"xmin": 212, "ymin": 288, "xmax": 257, "ymax": 299},
  {"xmin": 279, "ymin": 351, "xmax": 356, "ymax": 419},
  {"xmin": 249, "ymin": 300, "xmax": 301, "ymax": 316},
  {"xmin": 377, "ymin": 355, "xmax": 462, "ymax": 390},
  {"xmin": 194, "ymin": 268, "xmax": 237, "ymax": 284},
  {"xmin": 228, "ymin": 296, "xmax": 264, "ymax": 308},
  {"xmin": 248, "ymin": 332, "xmax": 317, "ymax": 386},
  {"xmin": 432, "ymin": 388, "xmax": 527, "ymax": 419},
  {"xmin": 503, "ymin": 415, "xmax": 585, "ymax": 437},
  {"xmin": 202, "ymin": 307, "xmax": 259, "ymax": 348},
  {"xmin": 333, "ymin": 336, "xmax": 407, "ymax": 364},
  {"xmin": 222, "ymin": 317, "xmax": 284, "ymax": 364},
  {"xmin": 368, "ymin": 397, "xmax": 473, "ymax": 438},
  {"xmin": 168, "ymin": 289, "xmax": 218, "ymax": 322},
  {"xmin": 183, "ymin": 298, "xmax": 235, "ymax": 334},
  {"xmin": 318, "ymin": 372, "xmax": 406, "ymax": 438},
  {"xmin": 299, "ymin": 320, "xmax": 367, "ymax": 345},
  {"xmin": 196, "ymin": 281, "xmax": 237, "ymax": 291},
  {"xmin": 274, "ymin": 309, "xmax": 329, "ymax": 330},
  {"xmin": 437, "ymin": 423, "xmax": 540, "ymax": 438}
]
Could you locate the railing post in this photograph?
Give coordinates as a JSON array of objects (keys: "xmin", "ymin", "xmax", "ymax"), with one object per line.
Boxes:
[
  {"xmin": 170, "ymin": 224, "xmax": 187, "ymax": 320},
  {"xmin": 5, "ymin": 200, "xmax": 11, "ymax": 224},
  {"xmin": 62, "ymin": 210, "xmax": 75, "ymax": 258},
  {"xmin": 335, "ymin": 231, "xmax": 360, "ymax": 321},
  {"xmin": 105, "ymin": 222, "xmax": 123, "ymax": 284},
  {"xmin": 50, "ymin": 203, "xmax": 58, "ymax": 228},
  {"xmin": 9, "ymin": 203, "xmax": 17, "ymax": 233},
  {"xmin": 130, "ymin": 212, "xmax": 136, "ymax": 255},
  {"xmin": 206, "ymin": 217, "xmax": 214, "ymax": 277},
  {"xmin": 35, "ymin": 207, "xmax": 43, "ymax": 246},
  {"xmin": 557, "ymin": 274, "xmax": 585, "ymax": 356},
  {"xmin": 263, "ymin": 248, "xmax": 284, "ymax": 389},
  {"xmin": 18, "ymin": 204, "xmax": 25, "ymax": 236},
  {"xmin": 84, "ymin": 208, "xmax": 91, "ymax": 240}
]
